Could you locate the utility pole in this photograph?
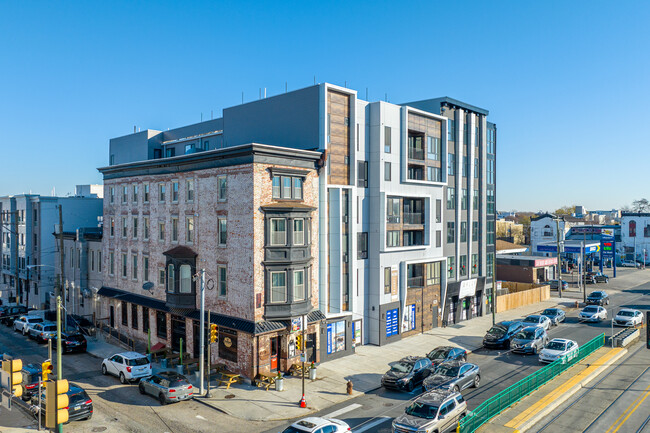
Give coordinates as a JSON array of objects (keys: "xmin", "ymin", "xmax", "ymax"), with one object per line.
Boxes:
[
  {"xmin": 206, "ymin": 310, "xmax": 212, "ymax": 398},
  {"xmin": 555, "ymin": 218, "xmax": 563, "ymax": 298},
  {"xmin": 57, "ymin": 205, "xmax": 66, "ymax": 331},
  {"xmin": 56, "ymin": 295, "xmax": 63, "ymax": 433},
  {"xmin": 199, "ymin": 269, "xmax": 205, "ymax": 396}
]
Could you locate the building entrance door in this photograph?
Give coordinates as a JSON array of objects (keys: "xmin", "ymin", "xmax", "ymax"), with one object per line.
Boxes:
[
  {"xmin": 171, "ymin": 315, "xmax": 186, "ymax": 353},
  {"xmin": 270, "ymin": 336, "xmax": 279, "ymax": 371},
  {"xmin": 109, "ymin": 306, "xmax": 115, "ymax": 328},
  {"xmin": 305, "ymin": 333, "xmax": 316, "ymax": 363}
]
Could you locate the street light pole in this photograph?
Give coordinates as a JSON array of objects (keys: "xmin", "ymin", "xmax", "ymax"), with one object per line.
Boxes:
[
  {"xmin": 199, "ymin": 268, "xmax": 205, "ymax": 396},
  {"xmin": 555, "ymin": 218, "xmax": 563, "ymax": 298}
]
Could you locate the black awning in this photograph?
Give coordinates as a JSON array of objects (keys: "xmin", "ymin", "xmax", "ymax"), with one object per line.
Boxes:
[{"xmin": 98, "ymin": 286, "xmax": 168, "ymax": 312}]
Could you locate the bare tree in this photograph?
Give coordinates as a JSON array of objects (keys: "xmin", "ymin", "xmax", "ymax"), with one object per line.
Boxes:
[{"xmin": 631, "ymin": 199, "xmax": 650, "ymax": 213}]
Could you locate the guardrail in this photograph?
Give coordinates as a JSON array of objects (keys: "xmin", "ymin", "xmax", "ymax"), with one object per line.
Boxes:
[{"xmin": 458, "ymin": 333, "xmax": 605, "ymax": 433}]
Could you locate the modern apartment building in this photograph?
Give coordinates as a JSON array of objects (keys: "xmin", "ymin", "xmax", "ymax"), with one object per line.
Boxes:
[
  {"xmin": 0, "ymin": 188, "xmax": 103, "ymax": 309},
  {"xmin": 103, "ymin": 82, "xmax": 497, "ymax": 370}
]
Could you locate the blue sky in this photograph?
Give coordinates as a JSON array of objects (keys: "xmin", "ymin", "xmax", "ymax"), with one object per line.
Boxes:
[{"xmin": 1, "ymin": 1, "xmax": 648, "ymax": 211}]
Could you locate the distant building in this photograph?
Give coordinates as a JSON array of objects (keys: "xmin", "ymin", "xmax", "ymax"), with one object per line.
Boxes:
[
  {"xmin": 496, "ymin": 219, "xmax": 525, "ymax": 244},
  {"xmin": 621, "ymin": 212, "xmax": 650, "ymax": 263},
  {"xmin": 530, "ymin": 214, "xmax": 584, "ymax": 256}
]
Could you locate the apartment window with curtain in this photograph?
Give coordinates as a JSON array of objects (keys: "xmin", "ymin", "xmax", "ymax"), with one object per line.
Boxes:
[
  {"xmin": 447, "ymin": 256, "xmax": 455, "ymax": 278},
  {"xmin": 387, "ymin": 230, "xmax": 400, "ymax": 247},
  {"xmin": 428, "ymin": 166, "xmax": 441, "ymax": 182},
  {"xmin": 179, "ymin": 265, "xmax": 191, "ymax": 293},
  {"xmin": 460, "ymin": 255, "xmax": 467, "ymax": 276},
  {"xmin": 218, "ymin": 266, "xmax": 227, "ymax": 297},
  {"xmin": 187, "ymin": 179, "xmax": 194, "ymax": 202},
  {"xmin": 293, "ymin": 177, "xmax": 303, "ymax": 199},
  {"xmin": 167, "ymin": 264, "xmax": 175, "ymax": 292},
  {"xmin": 159, "ymin": 268, "xmax": 165, "ymax": 285},
  {"xmin": 471, "ymin": 254, "xmax": 478, "ymax": 275},
  {"xmin": 293, "ymin": 219, "xmax": 304, "ymax": 245},
  {"xmin": 270, "ymin": 219, "xmax": 286, "ymax": 245},
  {"xmin": 425, "ymin": 262, "xmax": 440, "ymax": 285},
  {"xmin": 217, "ymin": 175, "xmax": 227, "ymax": 201},
  {"xmin": 428, "ymin": 136, "xmax": 440, "ymax": 160},
  {"xmin": 272, "ymin": 177, "xmax": 281, "ymax": 198},
  {"xmin": 216, "ymin": 218, "xmax": 226, "ymax": 245},
  {"xmin": 384, "ymin": 126, "xmax": 391, "ymax": 153},
  {"xmin": 186, "ymin": 217, "xmax": 194, "ymax": 243},
  {"xmin": 270, "ymin": 271, "xmax": 286, "ymax": 303},
  {"xmin": 294, "ymin": 270, "xmax": 305, "ymax": 301}
]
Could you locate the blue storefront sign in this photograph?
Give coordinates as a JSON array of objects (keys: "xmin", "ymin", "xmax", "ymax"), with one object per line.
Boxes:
[
  {"xmin": 410, "ymin": 305, "xmax": 416, "ymax": 330},
  {"xmin": 537, "ymin": 244, "xmax": 600, "ymax": 254},
  {"xmin": 600, "ymin": 229, "xmax": 616, "ymax": 276},
  {"xmin": 386, "ymin": 308, "xmax": 399, "ymax": 337},
  {"xmin": 326, "ymin": 323, "xmax": 332, "ymax": 354}
]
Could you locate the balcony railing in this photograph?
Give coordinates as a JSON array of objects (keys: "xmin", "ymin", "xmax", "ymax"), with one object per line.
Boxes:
[
  {"xmin": 387, "ymin": 215, "xmax": 400, "ymax": 224},
  {"xmin": 408, "ymin": 276, "xmax": 424, "ymax": 287},
  {"xmin": 408, "ymin": 147, "xmax": 425, "ymax": 160},
  {"xmin": 403, "ymin": 212, "xmax": 423, "ymax": 224}
]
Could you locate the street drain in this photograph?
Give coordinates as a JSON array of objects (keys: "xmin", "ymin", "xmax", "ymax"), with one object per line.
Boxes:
[
  {"xmin": 225, "ymin": 394, "xmax": 236, "ymax": 399},
  {"xmin": 92, "ymin": 428, "xmax": 108, "ymax": 432}
]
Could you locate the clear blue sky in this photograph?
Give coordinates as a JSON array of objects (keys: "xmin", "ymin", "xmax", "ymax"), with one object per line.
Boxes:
[{"xmin": 1, "ymin": 1, "xmax": 648, "ymax": 212}]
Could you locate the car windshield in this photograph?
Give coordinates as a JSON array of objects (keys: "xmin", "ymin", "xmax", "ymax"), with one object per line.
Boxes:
[
  {"xmin": 516, "ymin": 330, "xmax": 536, "ymax": 340},
  {"xmin": 427, "ymin": 349, "xmax": 449, "ymax": 360},
  {"xmin": 542, "ymin": 309, "xmax": 557, "ymax": 316},
  {"xmin": 390, "ymin": 361, "xmax": 413, "ymax": 374},
  {"xmin": 589, "ymin": 292, "xmax": 603, "ymax": 298},
  {"xmin": 546, "ymin": 341, "xmax": 567, "ymax": 351},
  {"xmin": 583, "ymin": 307, "xmax": 598, "ymax": 313},
  {"xmin": 282, "ymin": 428, "xmax": 310, "ymax": 433},
  {"xmin": 523, "ymin": 317, "xmax": 539, "ymax": 323},
  {"xmin": 43, "ymin": 325, "xmax": 56, "ymax": 332},
  {"xmin": 126, "ymin": 357, "xmax": 149, "ymax": 366},
  {"xmin": 30, "ymin": 318, "xmax": 43, "ymax": 323},
  {"xmin": 405, "ymin": 401, "xmax": 439, "ymax": 419},
  {"xmin": 69, "ymin": 391, "xmax": 90, "ymax": 405},
  {"xmin": 488, "ymin": 325, "xmax": 506, "ymax": 337},
  {"xmin": 435, "ymin": 365, "xmax": 460, "ymax": 377},
  {"xmin": 618, "ymin": 311, "xmax": 635, "ymax": 317}
]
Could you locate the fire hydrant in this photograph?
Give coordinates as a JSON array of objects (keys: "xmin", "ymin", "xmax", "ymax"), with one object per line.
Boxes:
[{"xmin": 347, "ymin": 380, "xmax": 353, "ymax": 395}]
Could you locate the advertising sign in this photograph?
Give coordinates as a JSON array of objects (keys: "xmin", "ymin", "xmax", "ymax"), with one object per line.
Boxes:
[
  {"xmin": 386, "ymin": 308, "xmax": 399, "ymax": 337},
  {"xmin": 458, "ymin": 279, "xmax": 477, "ymax": 298}
]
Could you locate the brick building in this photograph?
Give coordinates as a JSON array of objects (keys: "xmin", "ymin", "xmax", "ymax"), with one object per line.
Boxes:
[{"xmin": 97, "ymin": 144, "xmax": 323, "ymax": 378}]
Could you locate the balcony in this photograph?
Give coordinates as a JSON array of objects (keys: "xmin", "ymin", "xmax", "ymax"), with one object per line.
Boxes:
[
  {"xmin": 408, "ymin": 276, "xmax": 424, "ymax": 288},
  {"xmin": 387, "ymin": 215, "xmax": 400, "ymax": 224},
  {"xmin": 408, "ymin": 147, "xmax": 425, "ymax": 160},
  {"xmin": 403, "ymin": 212, "xmax": 423, "ymax": 225}
]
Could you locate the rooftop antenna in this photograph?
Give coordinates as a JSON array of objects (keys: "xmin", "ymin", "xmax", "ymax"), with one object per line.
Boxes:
[
  {"xmin": 285, "ymin": 82, "xmax": 288, "ymax": 93},
  {"xmin": 313, "ymin": 76, "xmax": 316, "ymax": 85},
  {"xmin": 201, "ymin": 113, "xmax": 203, "ymax": 122},
  {"xmin": 259, "ymin": 88, "xmax": 261, "ymax": 100},
  {"xmin": 134, "ymin": 125, "xmax": 136, "ymax": 133},
  {"xmin": 345, "ymin": 80, "xmax": 347, "ymax": 87},
  {"xmin": 385, "ymin": 93, "xmax": 388, "ymax": 102},
  {"xmin": 211, "ymin": 110, "xmax": 213, "ymax": 120},
  {"xmin": 264, "ymin": 87, "xmax": 266, "ymax": 98},
  {"xmin": 366, "ymin": 88, "xmax": 368, "ymax": 100},
  {"xmin": 242, "ymin": 92, "xmax": 244, "ymax": 104}
]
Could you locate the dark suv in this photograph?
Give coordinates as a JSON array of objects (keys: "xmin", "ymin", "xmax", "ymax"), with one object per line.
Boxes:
[
  {"xmin": 381, "ymin": 356, "xmax": 432, "ymax": 392},
  {"xmin": 586, "ymin": 291, "xmax": 609, "ymax": 306},
  {"xmin": 20, "ymin": 364, "xmax": 43, "ymax": 401},
  {"xmin": 34, "ymin": 384, "xmax": 93, "ymax": 422},
  {"xmin": 483, "ymin": 320, "xmax": 524, "ymax": 349},
  {"xmin": 0, "ymin": 305, "xmax": 28, "ymax": 326},
  {"xmin": 52, "ymin": 331, "xmax": 87, "ymax": 353}
]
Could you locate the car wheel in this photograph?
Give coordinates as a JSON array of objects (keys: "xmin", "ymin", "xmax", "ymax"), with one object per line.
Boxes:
[
  {"xmin": 119, "ymin": 372, "xmax": 127, "ymax": 384},
  {"xmin": 139, "ymin": 383, "xmax": 146, "ymax": 394},
  {"xmin": 159, "ymin": 393, "xmax": 167, "ymax": 405},
  {"xmin": 473, "ymin": 375, "xmax": 480, "ymax": 388},
  {"xmin": 101, "ymin": 364, "xmax": 107, "ymax": 375}
]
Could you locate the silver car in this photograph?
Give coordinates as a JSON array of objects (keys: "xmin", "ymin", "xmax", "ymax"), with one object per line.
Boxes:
[
  {"xmin": 138, "ymin": 371, "xmax": 193, "ymax": 405},
  {"xmin": 28, "ymin": 322, "xmax": 57, "ymax": 343},
  {"xmin": 422, "ymin": 361, "xmax": 480, "ymax": 393},
  {"xmin": 392, "ymin": 389, "xmax": 467, "ymax": 433},
  {"xmin": 511, "ymin": 326, "xmax": 548, "ymax": 355}
]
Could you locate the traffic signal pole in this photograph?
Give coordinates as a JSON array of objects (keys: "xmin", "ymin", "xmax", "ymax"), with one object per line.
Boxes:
[
  {"xmin": 56, "ymin": 296, "xmax": 63, "ymax": 433},
  {"xmin": 199, "ymin": 269, "xmax": 205, "ymax": 396},
  {"xmin": 206, "ymin": 310, "xmax": 212, "ymax": 398}
]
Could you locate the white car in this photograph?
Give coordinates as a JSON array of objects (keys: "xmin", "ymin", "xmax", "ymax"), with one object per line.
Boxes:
[
  {"xmin": 281, "ymin": 417, "xmax": 351, "ymax": 433},
  {"xmin": 101, "ymin": 352, "xmax": 152, "ymax": 384},
  {"xmin": 521, "ymin": 315, "xmax": 552, "ymax": 331},
  {"xmin": 13, "ymin": 315, "xmax": 44, "ymax": 335},
  {"xmin": 579, "ymin": 306, "xmax": 607, "ymax": 322},
  {"xmin": 539, "ymin": 338, "xmax": 579, "ymax": 364},
  {"xmin": 614, "ymin": 308, "xmax": 643, "ymax": 327},
  {"xmin": 619, "ymin": 260, "xmax": 638, "ymax": 268}
]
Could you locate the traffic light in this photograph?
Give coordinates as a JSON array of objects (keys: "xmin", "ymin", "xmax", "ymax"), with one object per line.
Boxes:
[
  {"xmin": 295, "ymin": 334, "xmax": 302, "ymax": 351},
  {"xmin": 1, "ymin": 358, "xmax": 23, "ymax": 398},
  {"xmin": 209, "ymin": 324, "xmax": 218, "ymax": 343},
  {"xmin": 45, "ymin": 379, "xmax": 69, "ymax": 428},
  {"xmin": 42, "ymin": 360, "xmax": 53, "ymax": 384}
]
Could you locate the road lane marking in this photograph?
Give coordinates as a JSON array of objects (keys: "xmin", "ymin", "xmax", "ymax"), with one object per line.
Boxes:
[
  {"xmin": 323, "ymin": 403, "xmax": 362, "ymax": 419},
  {"xmin": 605, "ymin": 383, "xmax": 650, "ymax": 433},
  {"xmin": 353, "ymin": 416, "xmax": 391, "ymax": 432}
]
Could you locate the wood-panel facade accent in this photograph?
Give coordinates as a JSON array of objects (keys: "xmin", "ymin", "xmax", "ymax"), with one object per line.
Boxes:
[{"xmin": 327, "ymin": 90, "xmax": 351, "ymax": 185}]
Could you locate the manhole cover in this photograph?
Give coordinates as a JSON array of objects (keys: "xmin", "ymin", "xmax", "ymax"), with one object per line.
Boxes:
[
  {"xmin": 384, "ymin": 402, "xmax": 394, "ymax": 407},
  {"xmin": 92, "ymin": 428, "xmax": 108, "ymax": 432},
  {"xmin": 224, "ymin": 394, "xmax": 236, "ymax": 399}
]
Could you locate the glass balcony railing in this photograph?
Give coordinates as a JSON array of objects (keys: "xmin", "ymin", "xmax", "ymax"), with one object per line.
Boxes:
[
  {"xmin": 408, "ymin": 147, "xmax": 425, "ymax": 160},
  {"xmin": 403, "ymin": 212, "xmax": 423, "ymax": 224}
]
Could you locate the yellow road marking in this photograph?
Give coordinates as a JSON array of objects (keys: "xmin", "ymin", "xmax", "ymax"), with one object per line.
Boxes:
[
  {"xmin": 606, "ymin": 384, "xmax": 650, "ymax": 433},
  {"xmin": 505, "ymin": 348, "xmax": 624, "ymax": 429}
]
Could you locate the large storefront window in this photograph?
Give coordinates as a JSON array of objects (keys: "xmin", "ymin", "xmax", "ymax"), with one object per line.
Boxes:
[
  {"xmin": 156, "ymin": 311, "xmax": 167, "ymax": 339},
  {"xmin": 327, "ymin": 320, "xmax": 346, "ymax": 354},
  {"xmin": 218, "ymin": 328, "xmax": 238, "ymax": 362}
]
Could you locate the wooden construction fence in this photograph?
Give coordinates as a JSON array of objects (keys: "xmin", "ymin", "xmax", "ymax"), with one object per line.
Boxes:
[{"xmin": 496, "ymin": 284, "xmax": 550, "ymax": 312}]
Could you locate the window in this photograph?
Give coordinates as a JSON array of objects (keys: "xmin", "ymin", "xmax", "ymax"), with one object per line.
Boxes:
[
  {"xmin": 159, "ymin": 268, "xmax": 165, "ymax": 285},
  {"xmin": 384, "ymin": 126, "xmax": 391, "ymax": 153},
  {"xmin": 171, "ymin": 217, "xmax": 178, "ymax": 242},
  {"xmin": 159, "ymin": 221, "xmax": 165, "ymax": 241},
  {"xmin": 487, "ymin": 253, "xmax": 494, "ymax": 277},
  {"xmin": 487, "ymin": 159, "xmax": 495, "ymax": 185},
  {"xmin": 186, "ymin": 217, "xmax": 194, "ymax": 243},
  {"xmin": 133, "ymin": 185, "xmax": 138, "ymax": 203},
  {"xmin": 110, "ymin": 187, "xmax": 115, "ymax": 204},
  {"xmin": 122, "ymin": 186, "xmax": 128, "ymax": 204},
  {"xmin": 293, "ymin": 177, "xmax": 303, "ymax": 199},
  {"xmin": 436, "ymin": 230, "xmax": 441, "ymax": 247},
  {"xmin": 144, "ymin": 184, "xmax": 149, "ymax": 203},
  {"xmin": 122, "ymin": 301, "xmax": 128, "ymax": 326},
  {"xmin": 403, "ymin": 230, "xmax": 423, "ymax": 246},
  {"xmin": 110, "ymin": 217, "xmax": 115, "ymax": 237},
  {"xmin": 447, "ymin": 222, "xmax": 455, "ymax": 243},
  {"xmin": 166, "ymin": 147, "xmax": 175, "ymax": 157},
  {"xmin": 462, "ymin": 156, "xmax": 468, "ymax": 177},
  {"xmin": 645, "ymin": 225, "xmax": 650, "ymax": 238},
  {"xmin": 159, "ymin": 184, "xmax": 166, "ymax": 202},
  {"xmin": 629, "ymin": 220, "xmax": 637, "ymax": 237},
  {"xmin": 293, "ymin": 219, "xmax": 304, "ymax": 245},
  {"xmin": 143, "ymin": 217, "xmax": 149, "ymax": 240},
  {"xmin": 109, "ymin": 252, "xmax": 114, "ymax": 276},
  {"xmin": 131, "ymin": 304, "xmax": 138, "ymax": 329},
  {"xmin": 121, "ymin": 254, "xmax": 127, "ymax": 278},
  {"xmin": 171, "ymin": 181, "xmax": 179, "ymax": 202},
  {"xmin": 272, "ymin": 177, "xmax": 281, "ymax": 198},
  {"xmin": 447, "ymin": 256, "xmax": 455, "ymax": 278},
  {"xmin": 473, "ymin": 221, "xmax": 479, "ymax": 242},
  {"xmin": 487, "ymin": 220, "xmax": 495, "ymax": 244},
  {"xmin": 218, "ymin": 266, "xmax": 227, "ymax": 297},
  {"xmin": 472, "ymin": 254, "xmax": 478, "ymax": 275},
  {"xmin": 461, "ymin": 189, "xmax": 468, "ymax": 210},
  {"xmin": 217, "ymin": 218, "xmax": 227, "ymax": 245},
  {"xmin": 122, "ymin": 217, "xmax": 127, "ymax": 238},
  {"xmin": 448, "ymin": 153, "xmax": 455, "ymax": 176},
  {"xmin": 270, "ymin": 271, "xmax": 287, "ymax": 303},
  {"xmin": 387, "ymin": 197, "xmax": 400, "ymax": 223},
  {"xmin": 132, "ymin": 254, "xmax": 138, "ymax": 280},
  {"xmin": 98, "ymin": 251, "xmax": 102, "ymax": 272},
  {"xmin": 132, "ymin": 216, "xmax": 138, "ymax": 239},
  {"xmin": 357, "ymin": 161, "xmax": 368, "ymax": 187},
  {"xmin": 487, "ymin": 189, "xmax": 495, "ymax": 214},
  {"xmin": 387, "ymin": 230, "xmax": 400, "ymax": 247},
  {"xmin": 294, "ymin": 270, "xmax": 305, "ymax": 301},
  {"xmin": 428, "ymin": 166, "xmax": 441, "ymax": 182},
  {"xmin": 384, "ymin": 267, "xmax": 391, "ymax": 294},
  {"xmin": 179, "ymin": 265, "xmax": 191, "ymax": 293},
  {"xmin": 474, "ymin": 158, "xmax": 479, "ymax": 178},
  {"xmin": 167, "ymin": 264, "xmax": 175, "ymax": 292},
  {"xmin": 358, "ymin": 232, "xmax": 368, "ymax": 259},
  {"xmin": 218, "ymin": 175, "xmax": 227, "ymax": 201},
  {"xmin": 436, "ymin": 199, "xmax": 441, "ymax": 223},
  {"xmin": 184, "ymin": 143, "xmax": 195, "ymax": 154},
  {"xmin": 427, "ymin": 136, "xmax": 441, "ymax": 160},
  {"xmin": 487, "ymin": 128, "xmax": 495, "ymax": 154},
  {"xmin": 187, "ymin": 180, "xmax": 194, "ymax": 202},
  {"xmin": 156, "ymin": 311, "xmax": 167, "ymax": 339},
  {"xmin": 461, "ymin": 222, "xmax": 467, "ymax": 242},
  {"xmin": 473, "ymin": 190, "xmax": 479, "ymax": 209},
  {"xmin": 384, "ymin": 162, "xmax": 391, "ymax": 181},
  {"xmin": 143, "ymin": 307, "xmax": 149, "ymax": 333},
  {"xmin": 270, "ymin": 218, "xmax": 286, "ymax": 245},
  {"xmin": 447, "ymin": 119, "xmax": 455, "ymax": 141},
  {"xmin": 143, "ymin": 256, "xmax": 149, "ymax": 281},
  {"xmin": 425, "ymin": 262, "xmax": 440, "ymax": 285},
  {"xmin": 447, "ymin": 187, "xmax": 456, "ymax": 209}
]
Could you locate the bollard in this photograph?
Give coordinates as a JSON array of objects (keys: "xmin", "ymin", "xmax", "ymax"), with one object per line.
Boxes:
[{"xmin": 347, "ymin": 380, "xmax": 353, "ymax": 395}]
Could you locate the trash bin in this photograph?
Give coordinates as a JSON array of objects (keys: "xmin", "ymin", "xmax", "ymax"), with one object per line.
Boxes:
[
  {"xmin": 161, "ymin": 358, "xmax": 168, "ymax": 369},
  {"xmin": 309, "ymin": 367, "xmax": 317, "ymax": 380},
  {"xmin": 275, "ymin": 377, "xmax": 284, "ymax": 392}
]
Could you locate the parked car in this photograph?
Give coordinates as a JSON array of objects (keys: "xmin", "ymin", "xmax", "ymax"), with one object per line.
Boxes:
[
  {"xmin": 482, "ymin": 321, "xmax": 524, "ymax": 349},
  {"xmin": 422, "ymin": 361, "xmax": 480, "ymax": 392},
  {"xmin": 592, "ymin": 272, "xmax": 609, "ymax": 283},
  {"xmin": 579, "ymin": 305, "xmax": 608, "ymax": 322},
  {"xmin": 138, "ymin": 371, "xmax": 194, "ymax": 405},
  {"xmin": 51, "ymin": 331, "xmax": 87, "ymax": 353},
  {"xmin": 282, "ymin": 417, "xmax": 351, "ymax": 433},
  {"xmin": 20, "ymin": 363, "xmax": 42, "ymax": 401},
  {"xmin": 0, "ymin": 305, "xmax": 28, "ymax": 326},
  {"xmin": 425, "ymin": 346, "xmax": 467, "ymax": 367},
  {"xmin": 392, "ymin": 389, "xmax": 467, "ymax": 433},
  {"xmin": 614, "ymin": 308, "xmax": 644, "ymax": 327},
  {"xmin": 511, "ymin": 326, "xmax": 548, "ymax": 355},
  {"xmin": 548, "ymin": 280, "xmax": 569, "ymax": 291},
  {"xmin": 521, "ymin": 315, "xmax": 552, "ymax": 331},
  {"xmin": 619, "ymin": 260, "xmax": 639, "ymax": 268},
  {"xmin": 586, "ymin": 291, "xmax": 610, "ymax": 306},
  {"xmin": 101, "ymin": 352, "xmax": 152, "ymax": 384},
  {"xmin": 28, "ymin": 322, "xmax": 57, "ymax": 343},
  {"xmin": 539, "ymin": 338, "xmax": 579, "ymax": 364},
  {"xmin": 540, "ymin": 308, "xmax": 566, "ymax": 326},
  {"xmin": 13, "ymin": 315, "xmax": 43, "ymax": 335},
  {"xmin": 33, "ymin": 384, "xmax": 93, "ymax": 422},
  {"xmin": 381, "ymin": 356, "xmax": 433, "ymax": 392},
  {"xmin": 583, "ymin": 274, "xmax": 596, "ymax": 284}
]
